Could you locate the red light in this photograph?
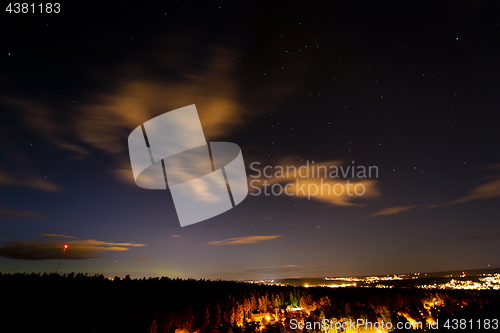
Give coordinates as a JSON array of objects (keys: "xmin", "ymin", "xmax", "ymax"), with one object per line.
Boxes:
[{"xmin": 64, "ymin": 244, "xmax": 68, "ymax": 249}]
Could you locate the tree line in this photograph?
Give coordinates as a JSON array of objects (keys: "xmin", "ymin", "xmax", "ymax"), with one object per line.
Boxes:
[{"xmin": 1, "ymin": 272, "xmax": 498, "ymax": 333}]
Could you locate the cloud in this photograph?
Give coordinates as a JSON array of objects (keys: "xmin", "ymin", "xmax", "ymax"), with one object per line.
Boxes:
[
  {"xmin": 285, "ymin": 178, "xmax": 379, "ymax": 206},
  {"xmin": 0, "ymin": 208, "xmax": 42, "ymax": 219},
  {"xmin": 467, "ymin": 232, "xmax": 500, "ymax": 240},
  {"xmin": 69, "ymin": 48, "xmax": 248, "ymax": 186},
  {"xmin": 0, "ymin": 145, "xmax": 60, "ymax": 195},
  {"xmin": 0, "ymin": 96, "xmax": 90, "ymax": 157},
  {"xmin": 429, "ymin": 164, "xmax": 500, "ymax": 207},
  {"xmin": 1, "ymin": 35, "xmax": 296, "ymax": 191},
  {"xmin": 0, "ymin": 239, "xmax": 146, "ymax": 260},
  {"xmin": 0, "ymin": 45, "xmax": 248, "ymax": 189},
  {"xmin": 369, "ymin": 164, "xmax": 500, "ymax": 215},
  {"xmin": 248, "ymin": 158, "xmax": 380, "ymax": 206},
  {"xmin": 205, "ymin": 235, "xmax": 282, "ymax": 245},
  {"xmin": 0, "ymin": 169, "xmax": 60, "ymax": 192},
  {"xmin": 451, "ymin": 166, "xmax": 500, "ymax": 204},
  {"xmin": 294, "ymin": 245, "xmax": 316, "ymax": 250},
  {"xmin": 366, "ymin": 205, "xmax": 418, "ymax": 218},
  {"xmin": 40, "ymin": 234, "xmax": 78, "ymax": 239},
  {"xmin": 0, "ymin": 108, "xmax": 62, "ymax": 193},
  {"xmin": 76, "ymin": 50, "xmax": 245, "ymax": 150},
  {"xmin": 136, "ymin": 257, "xmax": 149, "ymax": 260}
]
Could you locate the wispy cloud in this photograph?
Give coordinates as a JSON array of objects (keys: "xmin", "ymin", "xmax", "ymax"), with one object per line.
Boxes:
[
  {"xmin": 83, "ymin": 51, "xmax": 258, "ymax": 187},
  {"xmin": 40, "ymin": 234, "xmax": 78, "ymax": 239},
  {"xmin": 0, "ymin": 98, "xmax": 80, "ymax": 193},
  {"xmin": 0, "ymin": 169, "xmax": 60, "ymax": 192},
  {"xmin": 0, "ymin": 238, "xmax": 145, "ymax": 260},
  {"xmin": 467, "ymin": 232, "xmax": 500, "ymax": 240},
  {"xmin": 0, "ymin": 96, "xmax": 91, "ymax": 158},
  {"xmin": 369, "ymin": 164, "xmax": 500, "ymax": 217},
  {"xmin": 294, "ymin": 245, "xmax": 316, "ymax": 250},
  {"xmin": 1, "ymin": 33, "xmax": 297, "ymax": 192},
  {"xmin": 451, "ymin": 165, "xmax": 500, "ymax": 204},
  {"xmin": 366, "ymin": 205, "xmax": 419, "ymax": 218},
  {"xmin": 0, "ymin": 45, "xmax": 249, "ymax": 189},
  {"xmin": 428, "ymin": 164, "xmax": 500, "ymax": 208},
  {"xmin": 205, "ymin": 235, "xmax": 282, "ymax": 245},
  {"xmin": 136, "ymin": 257, "xmax": 149, "ymax": 260},
  {"xmin": 0, "ymin": 208, "xmax": 42, "ymax": 219}
]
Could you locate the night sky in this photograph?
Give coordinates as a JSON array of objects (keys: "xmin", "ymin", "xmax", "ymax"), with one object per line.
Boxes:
[{"xmin": 1, "ymin": 1, "xmax": 499, "ymax": 280}]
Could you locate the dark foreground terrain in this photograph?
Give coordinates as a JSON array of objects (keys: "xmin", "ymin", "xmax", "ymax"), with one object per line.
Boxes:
[{"xmin": 1, "ymin": 272, "xmax": 499, "ymax": 332}]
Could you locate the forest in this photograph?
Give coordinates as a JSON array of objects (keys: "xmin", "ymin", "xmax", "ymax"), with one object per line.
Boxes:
[{"xmin": 1, "ymin": 272, "xmax": 499, "ymax": 332}]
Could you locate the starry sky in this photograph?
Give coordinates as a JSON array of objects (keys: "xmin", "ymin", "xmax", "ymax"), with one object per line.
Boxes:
[{"xmin": 1, "ymin": 1, "xmax": 499, "ymax": 280}]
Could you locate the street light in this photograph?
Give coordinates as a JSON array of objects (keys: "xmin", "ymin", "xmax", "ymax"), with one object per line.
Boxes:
[{"xmin": 55, "ymin": 244, "xmax": 68, "ymax": 273}]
